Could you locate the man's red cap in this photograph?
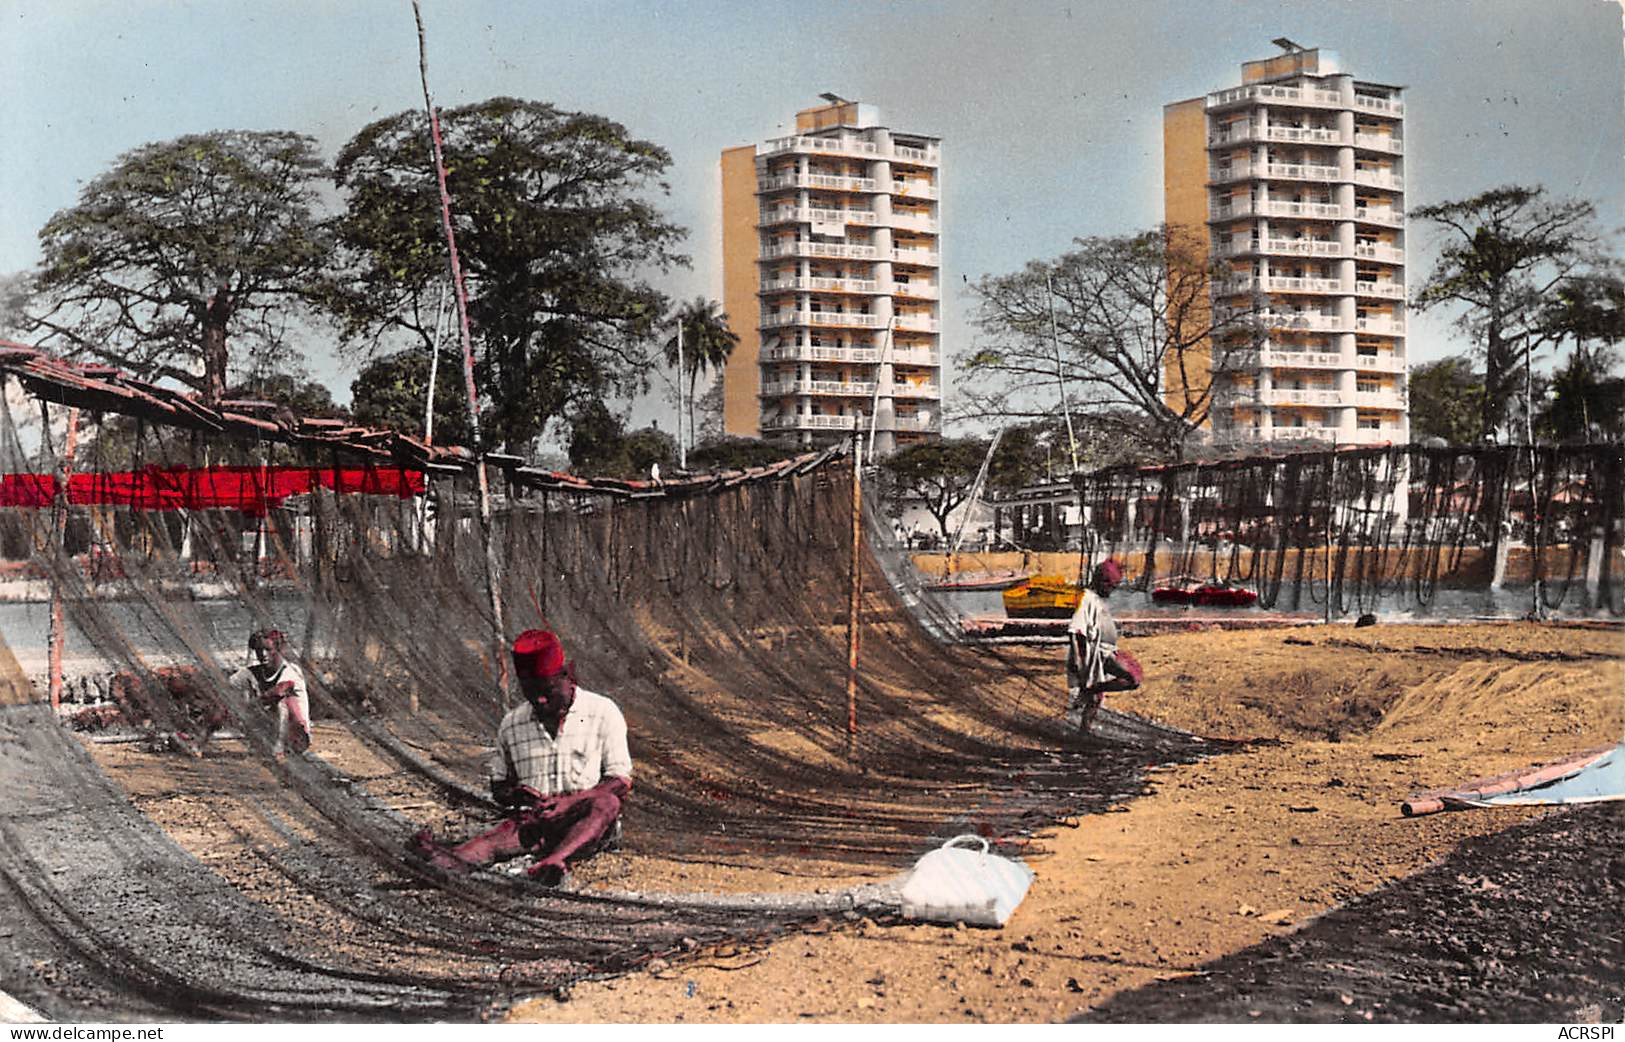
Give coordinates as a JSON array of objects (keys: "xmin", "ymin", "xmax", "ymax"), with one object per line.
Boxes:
[
  {"xmin": 511, "ymin": 629, "xmax": 567, "ymax": 678},
  {"xmin": 1093, "ymin": 559, "xmax": 1124, "ymax": 587}
]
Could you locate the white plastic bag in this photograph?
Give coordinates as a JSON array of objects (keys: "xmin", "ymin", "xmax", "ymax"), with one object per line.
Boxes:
[{"xmin": 898, "ymin": 834, "xmax": 1035, "ymax": 927}]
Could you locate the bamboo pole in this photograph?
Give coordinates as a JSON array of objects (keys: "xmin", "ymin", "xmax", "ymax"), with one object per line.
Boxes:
[
  {"xmin": 48, "ymin": 407, "xmax": 81, "ymax": 711},
  {"xmin": 846, "ymin": 439, "xmax": 863, "ymax": 751},
  {"xmin": 413, "ymin": 0, "xmax": 510, "ymax": 702}
]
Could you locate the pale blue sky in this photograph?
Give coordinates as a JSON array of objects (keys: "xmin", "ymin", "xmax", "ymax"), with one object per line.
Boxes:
[{"xmin": 3, "ymin": 0, "xmax": 1622, "ymax": 426}]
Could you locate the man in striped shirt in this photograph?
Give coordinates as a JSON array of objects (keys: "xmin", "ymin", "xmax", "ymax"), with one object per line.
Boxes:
[{"xmin": 410, "ymin": 629, "xmax": 632, "ymax": 886}]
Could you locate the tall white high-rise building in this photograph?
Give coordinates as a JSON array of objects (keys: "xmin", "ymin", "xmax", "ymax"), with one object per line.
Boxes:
[
  {"xmin": 1164, "ymin": 41, "xmax": 1409, "ymax": 446},
  {"xmin": 720, "ymin": 95, "xmax": 942, "ymax": 455}
]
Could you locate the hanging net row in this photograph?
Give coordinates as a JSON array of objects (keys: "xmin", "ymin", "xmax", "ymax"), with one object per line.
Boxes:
[{"xmin": 1072, "ymin": 443, "xmax": 1624, "ymax": 617}]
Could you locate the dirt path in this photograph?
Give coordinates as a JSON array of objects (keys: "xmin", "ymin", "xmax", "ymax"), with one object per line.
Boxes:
[{"xmin": 510, "ymin": 622, "xmax": 1623, "ymax": 1023}]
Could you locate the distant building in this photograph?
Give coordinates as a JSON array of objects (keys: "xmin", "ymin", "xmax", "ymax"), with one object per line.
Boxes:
[
  {"xmin": 1163, "ymin": 40, "xmax": 1410, "ymax": 447},
  {"xmin": 719, "ymin": 95, "xmax": 943, "ymax": 456}
]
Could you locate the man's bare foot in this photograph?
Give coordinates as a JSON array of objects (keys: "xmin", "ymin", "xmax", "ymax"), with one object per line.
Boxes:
[
  {"xmin": 526, "ymin": 859, "xmax": 569, "ymax": 887},
  {"xmin": 408, "ymin": 829, "xmax": 474, "ymax": 874}
]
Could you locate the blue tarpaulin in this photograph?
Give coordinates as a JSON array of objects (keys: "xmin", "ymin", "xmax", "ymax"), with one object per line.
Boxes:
[{"xmin": 1444, "ymin": 742, "xmax": 1625, "ymax": 808}]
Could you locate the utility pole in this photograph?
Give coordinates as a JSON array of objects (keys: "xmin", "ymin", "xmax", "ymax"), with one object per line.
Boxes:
[
  {"xmin": 1046, "ymin": 272, "xmax": 1081, "ymax": 474},
  {"xmin": 676, "ymin": 319, "xmax": 687, "ymax": 470}
]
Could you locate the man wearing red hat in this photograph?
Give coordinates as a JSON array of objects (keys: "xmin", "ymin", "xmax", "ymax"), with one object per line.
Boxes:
[
  {"xmin": 1065, "ymin": 559, "xmax": 1143, "ymax": 734},
  {"xmin": 410, "ymin": 629, "xmax": 632, "ymax": 886}
]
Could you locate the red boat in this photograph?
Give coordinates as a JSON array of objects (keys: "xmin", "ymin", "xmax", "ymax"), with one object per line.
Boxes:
[{"xmin": 1150, "ymin": 579, "xmax": 1259, "ymax": 608}]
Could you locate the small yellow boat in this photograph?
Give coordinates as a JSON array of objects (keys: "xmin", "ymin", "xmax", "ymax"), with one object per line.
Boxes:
[{"xmin": 1001, "ymin": 575, "xmax": 1083, "ymax": 619}]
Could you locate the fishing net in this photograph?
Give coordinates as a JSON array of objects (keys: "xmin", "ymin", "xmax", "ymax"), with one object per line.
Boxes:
[
  {"xmin": 1073, "ymin": 444, "xmax": 1623, "ymax": 617},
  {"xmin": 0, "ymin": 353, "xmax": 1196, "ymax": 1021}
]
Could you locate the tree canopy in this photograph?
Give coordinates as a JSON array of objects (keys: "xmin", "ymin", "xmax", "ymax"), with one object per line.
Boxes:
[
  {"xmin": 879, "ymin": 437, "xmax": 990, "ymax": 542},
  {"xmin": 329, "ymin": 97, "xmax": 688, "ymax": 454},
  {"xmin": 349, "ymin": 348, "xmax": 474, "ymax": 447},
  {"xmin": 1413, "ymin": 185, "xmax": 1600, "ymax": 440},
  {"xmin": 28, "ymin": 131, "xmax": 335, "ymax": 404},
  {"xmin": 1408, "ymin": 356, "xmax": 1487, "ymax": 446},
  {"xmin": 565, "ymin": 400, "xmax": 674, "ymax": 479},
  {"xmin": 961, "ymin": 226, "xmax": 1258, "ymax": 463}
]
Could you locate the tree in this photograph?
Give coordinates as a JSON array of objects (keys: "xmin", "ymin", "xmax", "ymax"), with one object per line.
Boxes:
[
  {"xmin": 1407, "ymin": 356, "xmax": 1486, "ymax": 446},
  {"xmin": 1535, "ymin": 270, "xmax": 1624, "ymax": 443},
  {"xmin": 695, "ymin": 377, "xmax": 725, "ymax": 444},
  {"xmin": 1413, "ymin": 185, "xmax": 1599, "ymax": 440},
  {"xmin": 879, "ymin": 437, "xmax": 988, "ymax": 543},
  {"xmin": 28, "ymin": 131, "xmax": 334, "ymax": 404},
  {"xmin": 350, "ymin": 349, "xmax": 474, "ymax": 446},
  {"xmin": 686, "ymin": 436, "xmax": 794, "ymax": 472},
  {"xmin": 564, "ymin": 400, "xmax": 674, "ymax": 479},
  {"xmin": 661, "ymin": 298, "xmax": 739, "ymax": 453},
  {"xmin": 961, "ymin": 226, "xmax": 1260, "ymax": 464},
  {"xmin": 330, "ymin": 97, "xmax": 688, "ymax": 455}
]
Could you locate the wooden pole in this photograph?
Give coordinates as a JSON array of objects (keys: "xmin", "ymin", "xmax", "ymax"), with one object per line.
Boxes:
[
  {"xmin": 846, "ymin": 438, "xmax": 863, "ymax": 750},
  {"xmin": 48, "ymin": 407, "xmax": 81, "ymax": 711},
  {"xmin": 413, "ymin": 0, "xmax": 510, "ymax": 702}
]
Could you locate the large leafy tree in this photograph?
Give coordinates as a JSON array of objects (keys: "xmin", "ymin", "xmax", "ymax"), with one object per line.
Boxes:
[
  {"xmin": 28, "ymin": 131, "xmax": 334, "ymax": 404},
  {"xmin": 961, "ymin": 226, "xmax": 1259, "ymax": 463},
  {"xmin": 661, "ymin": 297, "xmax": 738, "ymax": 451},
  {"xmin": 1535, "ymin": 270, "xmax": 1624, "ymax": 444},
  {"xmin": 879, "ymin": 437, "xmax": 989, "ymax": 543},
  {"xmin": 565, "ymin": 400, "xmax": 674, "ymax": 478},
  {"xmin": 1413, "ymin": 185, "xmax": 1599, "ymax": 440},
  {"xmin": 1407, "ymin": 356, "xmax": 1486, "ymax": 446},
  {"xmin": 330, "ymin": 97, "xmax": 687, "ymax": 455},
  {"xmin": 349, "ymin": 348, "xmax": 474, "ymax": 447}
]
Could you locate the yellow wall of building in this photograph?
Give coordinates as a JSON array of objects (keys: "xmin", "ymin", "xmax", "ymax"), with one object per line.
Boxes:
[
  {"xmin": 1161, "ymin": 97, "xmax": 1214, "ymax": 422},
  {"xmin": 719, "ymin": 145, "xmax": 761, "ymax": 438}
]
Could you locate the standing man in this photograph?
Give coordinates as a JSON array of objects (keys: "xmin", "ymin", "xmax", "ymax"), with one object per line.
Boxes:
[
  {"xmin": 229, "ymin": 628, "xmax": 311, "ymax": 762},
  {"xmin": 411, "ymin": 629, "xmax": 632, "ymax": 886},
  {"xmin": 1065, "ymin": 560, "xmax": 1143, "ymax": 734}
]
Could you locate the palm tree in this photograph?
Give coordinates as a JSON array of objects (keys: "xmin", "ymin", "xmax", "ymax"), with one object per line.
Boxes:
[{"xmin": 662, "ymin": 297, "xmax": 740, "ymax": 457}]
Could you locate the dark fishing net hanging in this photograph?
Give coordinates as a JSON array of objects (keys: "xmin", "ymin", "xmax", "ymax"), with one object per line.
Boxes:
[
  {"xmin": 0, "ymin": 358, "xmax": 1204, "ymax": 1022},
  {"xmin": 1076, "ymin": 443, "xmax": 1623, "ymax": 617}
]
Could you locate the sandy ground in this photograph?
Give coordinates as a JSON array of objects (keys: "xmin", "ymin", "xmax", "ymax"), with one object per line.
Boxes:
[
  {"xmin": 59, "ymin": 619, "xmax": 1623, "ymax": 1023},
  {"xmin": 503, "ymin": 621, "xmax": 1623, "ymax": 1023}
]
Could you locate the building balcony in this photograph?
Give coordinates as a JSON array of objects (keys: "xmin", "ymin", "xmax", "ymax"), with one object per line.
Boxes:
[
  {"xmin": 1264, "ymin": 237, "xmax": 1345, "ymax": 258},
  {"xmin": 1353, "ymin": 206, "xmax": 1405, "ymax": 228},
  {"xmin": 761, "ymin": 135, "xmax": 880, "ymax": 161},
  {"xmin": 890, "ymin": 247, "xmax": 941, "ymax": 267},
  {"xmin": 1224, "ymin": 426, "xmax": 1342, "ymax": 445},
  {"xmin": 760, "ymin": 379, "xmax": 877, "ymax": 398},
  {"xmin": 893, "ymin": 414, "xmax": 940, "ymax": 432},
  {"xmin": 761, "ymin": 345, "xmax": 881, "ymax": 364},
  {"xmin": 759, "ymin": 206, "xmax": 877, "ymax": 227},
  {"xmin": 1353, "ymin": 94, "xmax": 1405, "ymax": 117},
  {"xmin": 757, "ymin": 172, "xmax": 878, "ymax": 194},
  {"xmin": 1354, "ymin": 280, "xmax": 1405, "ymax": 300},
  {"xmin": 892, "ymin": 381, "xmax": 941, "ymax": 399},
  {"xmin": 894, "ymin": 313, "xmax": 940, "ymax": 333},
  {"xmin": 1353, "ymin": 353, "xmax": 1406, "ymax": 374},
  {"xmin": 889, "ymin": 142, "xmax": 941, "ymax": 167},
  {"xmin": 887, "ymin": 347, "xmax": 938, "ymax": 366},
  {"xmin": 1355, "ymin": 316, "xmax": 1406, "ymax": 335},
  {"xmin": 1353, "ymin": 132, "xmax": 1404, "ymax": 154},
  {"xmin": 1209, "ymin": 122, "xmax": 1343, "ymax": 146},
  {"xmin": 1207, "ymin": 83, "xmax": 1345, "ymax": 111},
  {"xmin": 1229, "ymin": 348, "xmax": 1347, "ymax": 371},
  {"xmin": 1211, "ymin": 199, "xmax": 1347, "ymax": 221},
  {"xmin": 1250, "ymin": 311, "xmax": 1346, "ymax": 332},
  {"xmin": 1261, "ymin": 387, "xmax": 1345, "ymax": 407},
  {"xmin": 888, "ymin": 280, "xmax": 939, "ymax": 300},
  {"xmin": 1355, "ymin": 390, "xmax": 1406, "ymax": 409},
  {"xmin": 759, "ymin": 275, "xmax": 880, "ymax": 295},
  {"xmin": 761, "ymin": 310, "xmax": 882, "ymax": 330},
  {"xmin": 892, "ymin": 180, "xmax": 940, "ymax": 200},
  {"xmin": 1217, "ymin": 275, "xmax": 1344, "ymax": 295},
  {"xmin": 760, "ymin": 241, "xmax": 878, "ymax": 261},
  {"xmin": 1353, "ymin": 169, "xmax": 1404, "ymax": 190},
  {"xmin": 890, "ymin": 211, "xmax": 940, "ymax": 233},
  {"xmin": 1353, "ymin": 242, "xmax": 1404, "ymax": 264},
  {"xmin": 1210, "ymin": 161, "xmax": 1342, "ymax": 184},
  {"xmin": 760, "ymin": 413, "xmax": 860, "ymax": 431}
]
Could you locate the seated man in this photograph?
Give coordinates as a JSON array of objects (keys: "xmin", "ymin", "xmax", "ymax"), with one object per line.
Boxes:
[{"xmin": 410, "ymin": 629, "xmax": 632, "ymax": 886}]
